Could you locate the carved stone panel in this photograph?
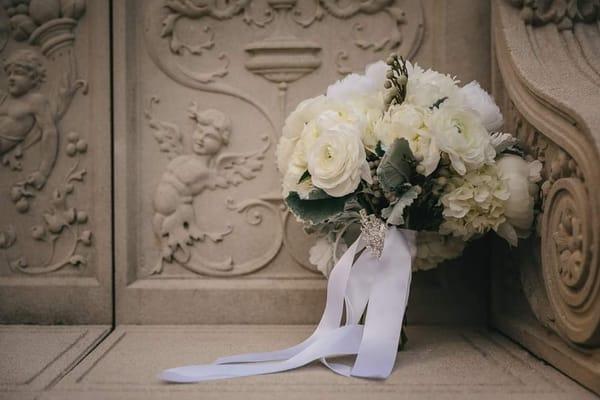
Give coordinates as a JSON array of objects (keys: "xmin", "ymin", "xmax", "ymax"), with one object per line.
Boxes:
[
  {"xmin": 115, "ymin": 0, "xmax": 493, "ymax": 324},
  {"xmin": 0, "ymin": 1, "xmax": 111, "ymax": 323}
]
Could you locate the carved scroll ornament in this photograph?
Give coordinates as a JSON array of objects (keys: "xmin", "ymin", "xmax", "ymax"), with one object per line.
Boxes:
[
  {"xmin": 495, "ymin": 0, "xmax": 600, "ymax": 346},
  {"xmin": 507, "ymin": 0, "xmax": 600, "ymax": 29}
]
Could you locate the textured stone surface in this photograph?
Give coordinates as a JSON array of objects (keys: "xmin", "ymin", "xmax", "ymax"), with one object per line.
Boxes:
[
  {"xmin": 0, "ymin": 0, "xmax": 112, "ymax": 324},
  {"xmin": 0, "ymin": 325, "xmax": 110, "ymax": 394},
  {"xmin": 490, "ymin": 0, "xmax": 600, "ymax": 393},
  {"xmin": 46, "ymin": 325, "xmax": 595, "ymax": 399},
  {"xmin": 114, "ymin": 0, "xmax": 493, "ymax": 326}
]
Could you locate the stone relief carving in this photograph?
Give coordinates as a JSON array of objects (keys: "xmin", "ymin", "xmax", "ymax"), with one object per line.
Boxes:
[
  {"xmin": 146, "ymin": 97, "xmax": 283, "ymax": 276},
  {"xmin": 507, "ymin": 0, "xmax": 599, "ymax": 29},
  {"xmin": 0, "ymin": 0, "xmax": 91, "ymax": 275},
  {"xmin": 497, "ymin": 52, "xmax": 600, "ymax": 346},
  {"xmin": 143, "ymin": 0, "xmax": 423, "ymax": 276}
]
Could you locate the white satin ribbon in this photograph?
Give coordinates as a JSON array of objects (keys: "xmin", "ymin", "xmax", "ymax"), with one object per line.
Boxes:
[{"xmin": 160, "ymin": 228, "xmax": 416, "ymax": 383}]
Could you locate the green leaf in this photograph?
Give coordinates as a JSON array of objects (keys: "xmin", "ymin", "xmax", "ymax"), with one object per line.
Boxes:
[
  {"xmin": 286, "ymin": 192, "xmax": 351, "ymax": 225},
  {"xmin": 298, "ymin": 170, "xmax": 311, "ymax": 184},
  {"xmin": 383, "ymin": 186, "xmax": 420, "ymax": 226},
  {"xmin": 376, "ymin": 138, "xmax": 415, "ymax": 193}
]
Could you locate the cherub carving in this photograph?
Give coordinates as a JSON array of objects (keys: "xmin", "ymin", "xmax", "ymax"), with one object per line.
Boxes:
[
  {"xmin": 0, "ymin": 49, "xmax": 57, "ymax": 189},
  {"xmin": 147, "ymin": 99, "xmax": 270, "ymax": 274}
]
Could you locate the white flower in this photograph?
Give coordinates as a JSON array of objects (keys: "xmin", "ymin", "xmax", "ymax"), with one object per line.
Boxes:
[
  {"xmin": 309, "ymin": 235, "xmax": 348, "ymax": 277},
  {"xmin": 495, "ymin": 154, "xmax": 542, "ymax": 245},
  {"xmin": 374, "ymin": 103, "xmax": 441, "ymax": 176},
  {"xmin": 439, "ymin": 165, "xmax": 510, "ymax": 240},
  {"xmin": 429, "ymin": 106, "xmax": 496, "ymax": 175},
  {"xmin": 278, "ymin": 95, "xmax": 332, "ymax": 174},
  {"xmin": 281, "ymin": 137, "xmax": 314, "ymax": 199},
  {"xmin": 278, "ymin": 96, "xmax": 371, "ymax": 198},
  {"xmin": 326, "ymin": 61, "xmax": 387, "ymax": 101},
  {"xmin": 306, "ymin": 112, "xmax": 371, "ymax": 197},
  {"xmin": 405, "ymin": 62, "xmax": 460, "ymax": 108},
  {"xmin": 327, "ymin": 62, "xmax": 387, "ymax": 151},
  {"xmin": 413, "ymin": 232, "xmax": 465, "ymax": 271},
  {"xmin": 458, "ymin": 81, "xmax": 503, "ymax": 132}
]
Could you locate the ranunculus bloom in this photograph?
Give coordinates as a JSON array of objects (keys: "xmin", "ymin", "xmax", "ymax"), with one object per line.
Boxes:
[
  {"xmin": 429, "ymin": 106, "xmax": 496, "ymax": 175},
  {"xmin": 495, "ymin": 154, "xmax": 542, "ymax": 245},
  {"xmin": 306, "ymin": 112, "xmax": 370, "ymax": 197},
  {"xmin": 458, "ymin": 81, "xmax": 503, "ymax": 132},
  {"xmin": 375, "ymin": 103, "xmax": 440, "ymax": 176}
]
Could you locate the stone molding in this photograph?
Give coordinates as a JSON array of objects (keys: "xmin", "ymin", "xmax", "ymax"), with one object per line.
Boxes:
[
  {"xmin": 492, "ymin": 0, "xmax": 600, "ymax": 392},
  {"xmin": 507, "ymin": 0, "xmax": 600, "ymax": 30}
]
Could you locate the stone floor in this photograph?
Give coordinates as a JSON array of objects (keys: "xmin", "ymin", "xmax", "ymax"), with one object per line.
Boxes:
[{"xmin": 0, "ymin": 325, "xmax": 596, "ymax": 400}]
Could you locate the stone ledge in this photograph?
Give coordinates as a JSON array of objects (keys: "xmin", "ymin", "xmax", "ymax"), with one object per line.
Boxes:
[
  {"xmin": 0, "ymin": 325, "xmax": 111, "ymax": 394},
  {"xmin": 42, "ymin": 325, "xmax": 595, "ymax": 400}
]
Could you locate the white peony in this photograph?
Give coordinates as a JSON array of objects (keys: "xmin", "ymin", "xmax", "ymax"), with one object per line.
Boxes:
[
  {"xmin": 327, "ymin": 62, "xmax": 387, "ymax": 151},
  {"xmin": 375, "ymin": 103, "xmax": 441, "ymax": 176},
  {"xmin": 495, "ymin": 154, "xmax": 542, "ymax": 245},
  {"xmin": 309, "ymin": 235, "xmax": 348, "ymax": 277},
  {"xmin": 326, "ymin": 61, "xmax": 388, "ymax": 101},
  {"xmin": 405, "ymin": 62, "xmax": 460, "ymax": 108},
  {"xmin": 429, "ymin": 106, "xmax": 496, "ymax": 175},
  {"xmin": 438, "ymin": 165, "xmax": 510, "ymax": 240},
  {"xmin": 413, "ymin": 231, "xmax": 465, "ymax": 271},
  {"xmin": 306, "ymin": 111, "xmax": 371, "ymax": 197},
  {"xmin": 458, "ymin": 81, "xmax": 503, "ymax": 132}
]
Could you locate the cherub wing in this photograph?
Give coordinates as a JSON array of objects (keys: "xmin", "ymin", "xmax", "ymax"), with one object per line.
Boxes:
[
  {"xmin": 145, "ymin": 98, "xmax": 183, "ymax": 159},
  {"xmin": 214, "ymin": 136, "xmax": 271, "ymax": 188}
]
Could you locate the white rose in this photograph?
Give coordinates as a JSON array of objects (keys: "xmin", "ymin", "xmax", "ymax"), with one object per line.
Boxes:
[
  {"xmin": 306, "ymin": 113, "xmax": 370, "ymax": 197},
  {"xmin": 413, "ymin": 231, "xmax": 465, "ymax": 271},
  {"xmin": 458, "ymin": 81, "xmax": 503, "ymax": 132},
  {"xmin": 429, "ymin": 106, "xmax": 496, "ymax": 175},
  {"xmin": 375, "ymin": 103, "xmax": 441, "ymax": 176},
  {"xmin": 405, "ymin": 62, "xmax": 460, "ymax": 108},
  {"xmin": 495, "ymin": 154, "xmax": 542, "ymax": 245}
]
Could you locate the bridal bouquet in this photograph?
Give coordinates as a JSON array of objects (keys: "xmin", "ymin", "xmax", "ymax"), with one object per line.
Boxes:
[
  {"xmin": 160, "ymin": 56, "xmax": 541, "ymax": 383},
  {"xmin": 277, "ymin": 55, "xmax": 541, "ymax": 276}
]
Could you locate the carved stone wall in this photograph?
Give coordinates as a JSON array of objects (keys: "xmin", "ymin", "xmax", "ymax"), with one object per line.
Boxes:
[
  {"xmin": 491, "ymin": 0, "xmax": 600, "ymax": 393},
  {"xmin": 0, "ymin": 0, "xmax": 111, "ymax": 324},
  {"xmin": 114, "ymin": 0, "xmax": 493, "ymax": 324}
]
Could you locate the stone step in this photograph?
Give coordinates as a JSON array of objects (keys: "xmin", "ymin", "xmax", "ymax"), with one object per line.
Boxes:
[
  {"xmin": 30, "ymin": 325, "xmax": 599, "ymax": 400},
  {"xmin": 0, "ymin": 325, "xmax": 111, "ymax": 400}
]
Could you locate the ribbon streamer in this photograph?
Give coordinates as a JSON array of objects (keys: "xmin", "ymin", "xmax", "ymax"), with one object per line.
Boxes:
[{"xmin": 160, "ymin": 228, "xmax": 416, "ymax": 383}]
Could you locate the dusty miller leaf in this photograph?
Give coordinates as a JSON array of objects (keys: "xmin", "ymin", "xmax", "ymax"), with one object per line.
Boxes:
[
  {"xmin": 376, "ymin": 138, "xmax": 414, "ymax": 193},
  {"xmin": 383, "ymin": 186, "xmax": 421, "ymax": 226}
]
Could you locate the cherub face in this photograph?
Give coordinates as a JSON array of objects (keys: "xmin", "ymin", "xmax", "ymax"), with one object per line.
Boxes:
[
  {"xmin": 6, "ymin": 65, "xmax": 36, "ymax": 97},
  {"xmin": 192, "ymin": 123, "xmax": 223, "ymax": 155}
]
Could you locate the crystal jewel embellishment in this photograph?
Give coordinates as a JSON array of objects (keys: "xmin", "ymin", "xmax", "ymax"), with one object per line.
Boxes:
[{"xmin": 359, "ymin": 210, "xmax": 387, "ymax": 259}]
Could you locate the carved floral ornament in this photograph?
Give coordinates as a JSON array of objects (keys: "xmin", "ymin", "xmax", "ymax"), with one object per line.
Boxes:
[
  {"xmin": 501, "ymin": 92, "xmax": 600, "ymax": 346},
  {"xmin": 0, "ymin": 0, "xmax": 91, "ymax": 275},
  {"xmin": 507, "ymin": 0, "xmax": 600, "ymax": 29},
  {"xmin": 142, "ymin": 0, "xmax": 424, "ymax": 276}
]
